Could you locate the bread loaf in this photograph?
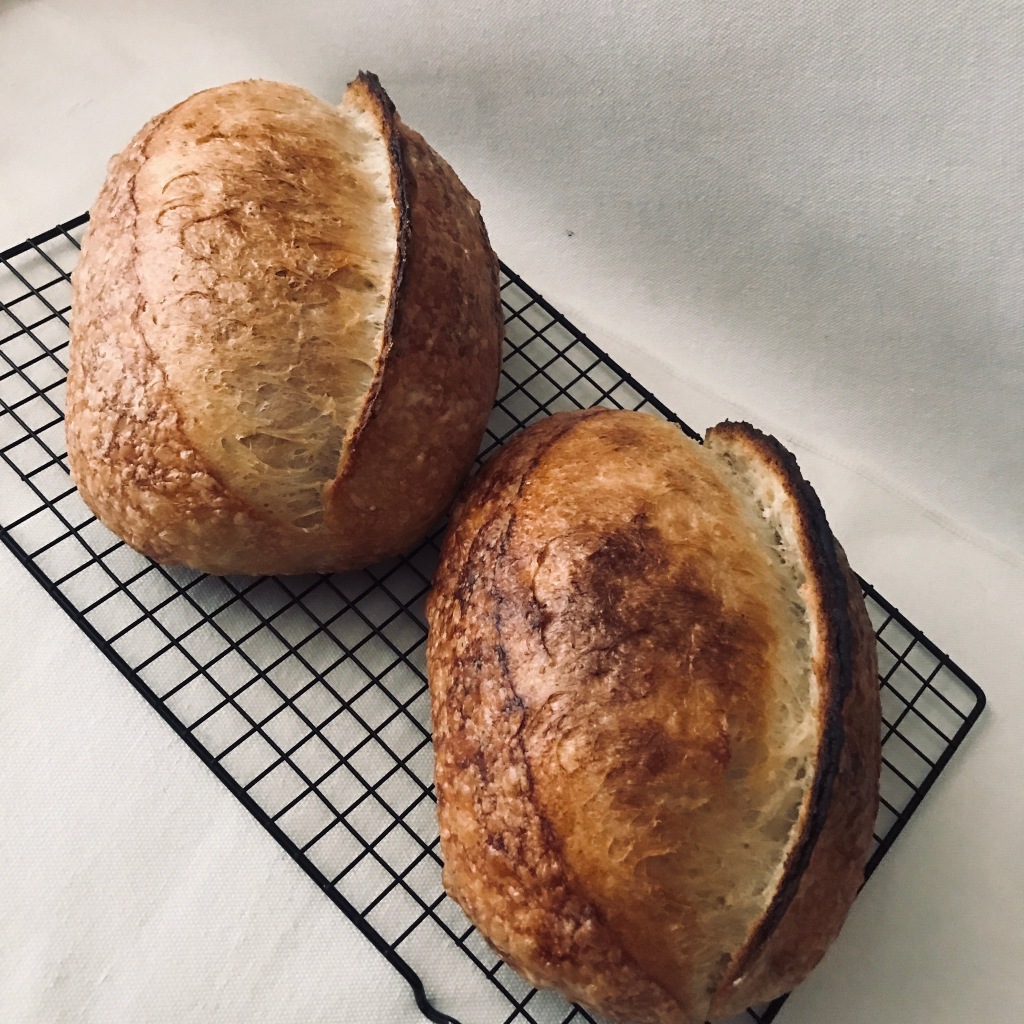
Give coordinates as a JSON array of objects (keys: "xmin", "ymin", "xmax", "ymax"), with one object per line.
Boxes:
[
  {"xmin": 426, "ymin": 408, "xmax": 881, "ymax": 1024},
  {"xmin": 67, "ymin": 74, "xmax": 503, "ymax": 575}
]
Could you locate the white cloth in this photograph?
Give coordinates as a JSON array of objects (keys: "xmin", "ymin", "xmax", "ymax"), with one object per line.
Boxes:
[{"xmin": 1, "ymin": 2, "xmax": 1022, "ymax": 1022}]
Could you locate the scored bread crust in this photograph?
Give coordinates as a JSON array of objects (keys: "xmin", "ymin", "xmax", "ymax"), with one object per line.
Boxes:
[
  {"xmin": 704, "ymin": 423, "xmax": 881, "ymax": 1017},
  {"xmin": 426, "ymin": 409, "xmax": 880, "ymax": 1023},
  {"xmin": 67, "ymin": 74, "xmax": 502, "ymax": 575},
  {"xmin": 324, "ymin": 76, "xmax": 503, "ymax": 560},
  {"xmin": 710, "ymin": 537, "xmax": 880, "ymax": 1017}
]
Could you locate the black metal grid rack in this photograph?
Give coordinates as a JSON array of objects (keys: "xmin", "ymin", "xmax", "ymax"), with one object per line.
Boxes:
[{"xmin": 0, "ymin": 215, "xmax": 986, "ymax": 1024}]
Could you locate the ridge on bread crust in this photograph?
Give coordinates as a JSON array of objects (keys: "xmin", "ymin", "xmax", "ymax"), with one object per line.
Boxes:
[
  {"xmin": 703, "ymin": 421, "xmax": 879, "ymax": 1016},
  {"xmin": 67, "ymin": 75, "xmax": 502, "ymax": 575},
  {"xmin": 426, "ymin": 409, "xmax": 880, "ymax": 1024}
]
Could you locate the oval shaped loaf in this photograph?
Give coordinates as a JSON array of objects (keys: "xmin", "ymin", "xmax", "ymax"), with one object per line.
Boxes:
[
  {"xmin": 67, "ymin": 74, "xmax": 503, "ymax": 575},
  {"xmin": 426, "ymin": 408, "xmax": 881, "ymax": 1024}
]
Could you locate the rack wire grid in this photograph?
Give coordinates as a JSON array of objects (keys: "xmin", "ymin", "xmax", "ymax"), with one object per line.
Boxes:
[{"xmin": 1, "ymin": 214, "xmax": 986, "ymax": 1024}]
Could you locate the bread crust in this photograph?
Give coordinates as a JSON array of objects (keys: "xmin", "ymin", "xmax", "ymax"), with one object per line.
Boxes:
[
  {"xmin": 705, "ymin": 423, "xmax": 881, "ymax": 1015},
  {"xmin": 426, "ymin": 409, "xmax": 880, "ymax": 1023},
  {"xmin": 67, "ymin": 75, "xmax": 502, "ymax": 575},
  {"xmin": 427, "ymin": 411, "xmax": 684, "ymax": 1023},
  {"xmin": 710, "ymin": 540, "xmax": 880, "ymax": 1017},
  {"xmin": 325, "ymin": 74, "xmax": 504, "ymax": 562}
]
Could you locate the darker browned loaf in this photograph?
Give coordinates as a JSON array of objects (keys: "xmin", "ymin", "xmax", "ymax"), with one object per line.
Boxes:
[{"xmin": 426, "ymin": 408, "xmax": 881, "ymax": 1024}]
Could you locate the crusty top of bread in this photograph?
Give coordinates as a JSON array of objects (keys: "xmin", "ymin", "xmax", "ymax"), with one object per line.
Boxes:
[
  {"xmin": 67, "ymin": 74, "xmax": 502, "ymax": 575},
  {"xmin": 703, "ymin": 420, "xmax": 880, "ymax": 1018},
  {"xmin": 426, "ymin": 409, "xmax": 880, "ymax": 1024}
]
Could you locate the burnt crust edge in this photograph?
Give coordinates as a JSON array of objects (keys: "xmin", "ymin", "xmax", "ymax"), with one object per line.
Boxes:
[
  {"xmin": 331, "ymin": 70, "xmax": 411, "ymax": 490},
  {"xmin": 705, "ymin": 419, "xmax": 853, "ymax": 990}
]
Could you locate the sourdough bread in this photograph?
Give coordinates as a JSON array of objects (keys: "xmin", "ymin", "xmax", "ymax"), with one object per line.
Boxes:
[
  {"xmin": 425, "ymin": 408, "xmax": 881, "ymax": 1023},
  {"xmin": 67, "ymin": 74, "xmax": 502, "ymax": 575}
]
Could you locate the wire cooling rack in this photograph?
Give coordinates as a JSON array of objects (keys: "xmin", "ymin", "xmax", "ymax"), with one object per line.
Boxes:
[{"xmin": 0, "ymin": 215, "xmax": 986, "ymax": 1024}]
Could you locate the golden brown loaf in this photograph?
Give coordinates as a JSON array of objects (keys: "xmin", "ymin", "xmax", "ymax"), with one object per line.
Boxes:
[
  {"xmin": 67, "ymin": 74, "xmax": 503, "ymax": 575},
  {"xmin": 426, "ymin": 409, "xmax": 881, "ymax": 1024}
]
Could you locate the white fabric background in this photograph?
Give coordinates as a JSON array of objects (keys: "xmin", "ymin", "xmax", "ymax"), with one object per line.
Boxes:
[{"xmin": 1, "ymin": 2, "xmax": 1022, "ymax": 1022}]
